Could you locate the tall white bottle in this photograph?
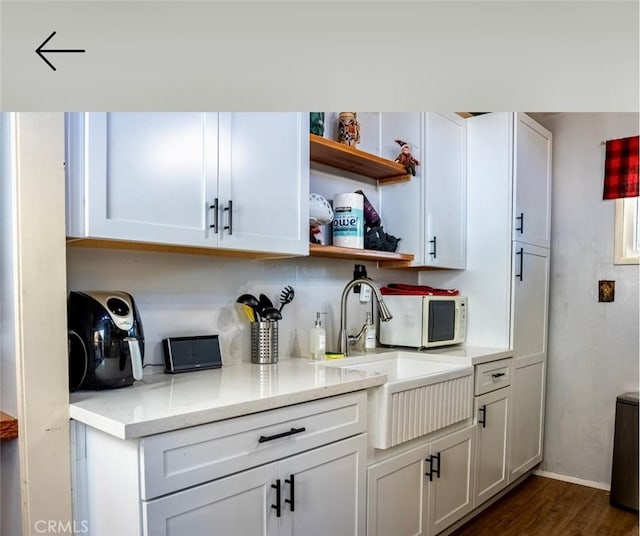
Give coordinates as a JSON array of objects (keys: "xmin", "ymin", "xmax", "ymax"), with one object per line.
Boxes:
[
  {"xmin": 310, "ymin": 312, "xmax": 327, "ymax": 360},
  {"xmin": 363, "ymin": 311, "xmax": 376, "ymax": 351}
]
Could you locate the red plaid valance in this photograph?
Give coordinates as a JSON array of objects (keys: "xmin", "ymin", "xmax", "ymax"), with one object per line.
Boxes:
[{"xmin": 603, "ymin": 135, "xmax": 639, "ymax": 200}]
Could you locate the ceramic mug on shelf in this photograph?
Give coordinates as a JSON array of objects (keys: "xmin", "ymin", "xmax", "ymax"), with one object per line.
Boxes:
[{"xmin": 337, "ymin": 112, "xmax": 360, "ymax": 148}]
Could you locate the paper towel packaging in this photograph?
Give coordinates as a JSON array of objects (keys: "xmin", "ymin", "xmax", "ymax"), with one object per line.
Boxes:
[{"xmin": 333, "ymin": 192, "xmax": 364, "ymax": 249}]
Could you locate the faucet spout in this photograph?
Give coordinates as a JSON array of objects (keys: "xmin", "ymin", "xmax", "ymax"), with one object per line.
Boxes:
[{"xmin": 338, "ymin": 277, "xmax": 393, "ymax": 356}]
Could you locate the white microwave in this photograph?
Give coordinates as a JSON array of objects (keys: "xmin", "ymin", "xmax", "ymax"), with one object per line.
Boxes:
[{"xmin": 379, "ymin": 295, "xmax": 467, "ymax": 349}]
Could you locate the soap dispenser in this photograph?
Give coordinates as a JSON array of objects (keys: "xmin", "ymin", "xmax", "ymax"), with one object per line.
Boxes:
[
  {"xmin": 310, "ymin": 312, "xmax": 327, "ymax": 360},
  {"xmin": 363, "ymin": 311, "xmax": 376, "ymax": 351}
]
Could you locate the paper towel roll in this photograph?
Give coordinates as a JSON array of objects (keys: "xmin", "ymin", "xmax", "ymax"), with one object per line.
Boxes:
[{"xmin": 332, "ymin": 192, "xmax": 364, "ymax": 249}]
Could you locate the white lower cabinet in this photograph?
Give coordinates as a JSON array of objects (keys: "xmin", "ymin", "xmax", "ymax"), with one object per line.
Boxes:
[
  {"xmin": 144, "ymin": 435, "xmax": 366, "ymax": 536},
  {"xmin": 509, "ymin": 356, "xmax": 546, "ymax": 482},
  {"xmin": 367, "ymin": 445, "xmax": 426, "ymax": 536},
  {"xmin": 144, "ymin": 461, "xmax": 279, "ymax": 536},
  {"xmin": 508, "ymin": 240, "xmax": 549, "ymax": 483},
  {"xmin": 427, "ymin": 427, "xmax": 476, "ymax": 535},
  {"xmin": 72, "ymin": 392, "xmax": 367, "ymax": 536},
  {"xmin": 474, "ymin": 386, "xmax": 511, "ymax": 506},
  {"xmin": 366, "ymin": 425, "xmax": 475, "ymax": 536}
]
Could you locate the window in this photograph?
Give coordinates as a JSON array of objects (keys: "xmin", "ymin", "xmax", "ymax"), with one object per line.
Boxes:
[{"xmin": 614, "ymin": 197, "xmax": 640, "ymax": 264}]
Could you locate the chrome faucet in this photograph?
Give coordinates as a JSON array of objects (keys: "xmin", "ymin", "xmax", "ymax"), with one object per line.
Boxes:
[{"xmin": 338, "ymin": 278, "xmax": 393, "ymax": 356}]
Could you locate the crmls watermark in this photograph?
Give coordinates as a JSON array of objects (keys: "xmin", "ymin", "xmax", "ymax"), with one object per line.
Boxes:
[{"xmin": 34, "ymin": 520, "xmax": 89, "ymax": 534}]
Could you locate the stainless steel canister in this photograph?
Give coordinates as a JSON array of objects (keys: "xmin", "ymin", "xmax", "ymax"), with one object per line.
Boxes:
[{"xmin": 251, "ymin": 321, "xmax": 278, "ymax": 364}]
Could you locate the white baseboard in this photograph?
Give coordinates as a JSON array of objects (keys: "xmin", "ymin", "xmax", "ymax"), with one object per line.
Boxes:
[{"xmin": 533, "ymin": 469, "xmax": 610, "ymax": 491}]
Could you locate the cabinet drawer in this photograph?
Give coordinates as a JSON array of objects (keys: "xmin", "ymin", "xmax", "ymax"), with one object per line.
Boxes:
[
  {"xmin": 139, "ymin": 391, "xmax": 366, "ymax": 500},
  {"xmin": 474, "ymin": 359, "xmax": 512, "ymax": 395}
]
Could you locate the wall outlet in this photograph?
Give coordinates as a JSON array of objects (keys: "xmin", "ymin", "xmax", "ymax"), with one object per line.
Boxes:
[{"xmin": 599, "ymin": 280, "xmax": 615, "ymax": 302}]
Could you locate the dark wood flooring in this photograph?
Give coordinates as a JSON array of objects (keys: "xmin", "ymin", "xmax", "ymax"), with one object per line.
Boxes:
[{"xmin": 452, "ymin": 475, "xmax": 639, "ymax": 536}]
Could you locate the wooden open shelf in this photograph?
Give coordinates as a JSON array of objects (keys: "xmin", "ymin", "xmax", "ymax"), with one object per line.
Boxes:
[
  {"xmin": 310, "ymin": 134, "xmax": 411, "ymax": 185},
  {"xmin": 66, "ymin": 238, "xmax": 299, "ymax": 260},
  {"xmin": 309, "ymin": 243, "xmax": 414, "ymax": 266},
  {"xmin": 0, "ymin": 411, "xmax": 18, "ymax": 441}
]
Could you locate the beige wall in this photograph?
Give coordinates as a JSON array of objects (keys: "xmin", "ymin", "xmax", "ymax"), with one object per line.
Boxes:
[{"xmin": 538, "ymin": 112, "xmax": 639, "ymax": 486}]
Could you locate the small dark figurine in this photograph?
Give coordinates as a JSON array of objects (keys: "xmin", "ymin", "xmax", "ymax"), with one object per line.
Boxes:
[
  {"xmin": 364, "ymin": 226, "xmax": 401, "ymax": 252},
  {"xmin": 310, "ymin": 112, "xmax": 325, "ymax": 136},
  {"xmin": 309, "ymin": 225, "xmax": 322, "ymax": 244},
  {"xmin": 395, "ymin": 139, "xmax": 420, "ymax": 176}
]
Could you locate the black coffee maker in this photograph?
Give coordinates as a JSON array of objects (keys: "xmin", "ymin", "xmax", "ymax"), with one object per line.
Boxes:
[{"xmin": 67, "ymin": 290, "xmax": 145, "ymax": 391}]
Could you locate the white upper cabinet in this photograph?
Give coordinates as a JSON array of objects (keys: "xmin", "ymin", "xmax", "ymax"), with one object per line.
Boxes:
[
  {"xmin": 381, "ymin": 112, "xmax": 466, "ymax": 269},
  {"xmin": 66, "ymin": 112, "xmax": 218, "ymax": 247},
  {"xmin": 218, "ymin": 113, "xmax": 308, "ymax": 255},
  {"xmin": 513, "ymin": 113, "xmax": 552, "ymax": 248},
  {"xmin": 66, "ymin": 112, "xmax": 308, "ymax": 256},
  {"xmin": 424, "ymin": 112, "xmax": 467, "ymax": 269}
]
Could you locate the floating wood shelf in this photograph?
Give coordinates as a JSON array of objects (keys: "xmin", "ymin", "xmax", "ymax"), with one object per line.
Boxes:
[
  {"xmin": 66, "ymin": 238, "xmax": 299, "ymax": 260},
  {"xmin": 310, "ymin": 134, "xmax": 411, "ymax": 185},
  {"xmin": 309, "ymin": 243, "xmax": 414, "ymax": 266},
  {"xmin": 0, "ymin": 411, "xmax": 18, "ymax": 441}
]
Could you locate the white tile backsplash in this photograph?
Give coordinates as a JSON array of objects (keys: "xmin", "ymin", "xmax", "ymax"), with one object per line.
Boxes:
[{"xmin": 66, "ymin": 247, "xmax": 418, "ymax": 367}]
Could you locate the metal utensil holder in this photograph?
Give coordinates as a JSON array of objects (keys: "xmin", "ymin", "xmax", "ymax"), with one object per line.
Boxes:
[{"xmin": 251, "ymin": 321, "xmax": 278, "ymax": 364}]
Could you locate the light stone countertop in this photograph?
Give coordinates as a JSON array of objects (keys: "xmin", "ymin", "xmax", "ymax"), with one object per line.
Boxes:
[
  {"xmin": 413, "ymin": 345, "xmax": 514, "ymax": 365},
  {"xmin": 69, "ymin": 345, "xmax": 512, "ymax": 440},
  {"xmin": 69, "ymin": 358, "xmax": 386, "ymax": 440}
]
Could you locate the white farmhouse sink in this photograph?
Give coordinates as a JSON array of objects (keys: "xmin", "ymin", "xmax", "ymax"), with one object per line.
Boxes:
[
  {"xmin": 326, "ymin": 352, "xmax": 474, "ymax": 449},
  {"xmin": 342, "ymin": 354, "xmax": 469, "ymax": 389}
]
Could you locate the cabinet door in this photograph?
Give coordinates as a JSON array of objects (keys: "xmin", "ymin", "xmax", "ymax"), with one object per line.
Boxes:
[
  {"xmin": 66, "ymin": 112, "xmax": 219, "ymax": 247},
  {"xmin": 380, "ymin": 112, "xmax": 466, "ymax": 268},
  {"xmin": 367, "ymin": 445, "xmax": 427, "ymax": 536},
  {"xmin": 379, "ymin": 112, "xmax": 425, "ymax": 264},
  {"xmin": 511, "ymin": 242, "xmax": 550, "ymax": 360},
  {"xmin": 424, "ymin": 112, "xmax": 467, "ymax": 269},
  {"xmin": 509, "ymin": 357, "xmax": 546, "ymax": 482},
  {"xmin": 143, "ymin": 461, "xmax": 279, "ymax": 536},
  {"xmin": 282, "ymin": 435, "xmax": 366, "ymax": 536},
  {"xmin": 513, "ymin": 113, "xmax": 552, "ymax": 248},
  {"xmin": 218, "ymin": 112, "xmax": 309, "ymax": 255},
  {"xmin": 426, "ymin": 426, "xmax": 475, "ymax": 536},
  {"xmin": 475, "ymin": 387, "xmax": 511, "ymax": 506}
]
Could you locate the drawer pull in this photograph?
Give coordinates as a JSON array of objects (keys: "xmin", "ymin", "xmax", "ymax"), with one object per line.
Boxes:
[
  {"xmin": 259, "ymin": 426, "xmax": 306, "ymax": 443},
  {"xmin": 491, "ymin": 372, "xmax": 506, "ymax": 379},
  {"xmin": 425, "ymin": 453, "xmax": 441, "ymax": 481},
  {"xmin": 432, "ymin": 452, "xmax": 441, "ymax": 479},
  {"xmin": 516, "ymin": 247, "xmax": 524, "ymax": 281},
  {"xmin": 285, "ymin": 474, "xmax": 295, "ymax": 512},
  {"xmin": 271, "ymin": 479, "xmax": 281, "ymax": 517},
  {"xmin": 479, "ymin": 404, "xmax": 487, "ymax": 428}
]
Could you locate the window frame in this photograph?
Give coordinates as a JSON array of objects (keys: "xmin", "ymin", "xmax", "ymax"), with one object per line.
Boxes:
[{"xmin": 614, "ymin": 197, "xmax": 640, "ymax": 265}]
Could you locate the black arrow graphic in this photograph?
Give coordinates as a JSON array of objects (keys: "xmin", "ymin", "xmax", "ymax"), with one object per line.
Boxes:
[{"xmin": 36, "ymin": 31, "xmax": 86, "ymax": 71}]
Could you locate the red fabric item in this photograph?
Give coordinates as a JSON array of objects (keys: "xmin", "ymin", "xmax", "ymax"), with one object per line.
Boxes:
[
  {"xmin": 380, "ymin": 283, "xmax": 459, "ymax": 296},
  {"xmin": 603, "ymin": 135, "xmax": 639, "ymax": 200}
]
